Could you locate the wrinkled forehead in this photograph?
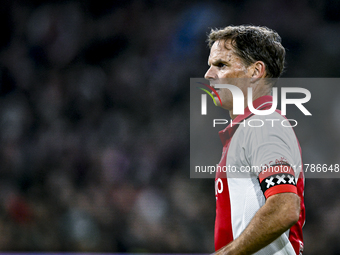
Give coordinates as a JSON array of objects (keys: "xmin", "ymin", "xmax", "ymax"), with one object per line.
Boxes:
[{"xmin": 208, "ymin": 40, "xmax": 235, "ymax": 61}]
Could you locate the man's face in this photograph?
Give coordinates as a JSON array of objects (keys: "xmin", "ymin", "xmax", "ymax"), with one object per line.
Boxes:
[{"xmin": 204, "ymin": 40, "xmax": 253, "ymax": 111}]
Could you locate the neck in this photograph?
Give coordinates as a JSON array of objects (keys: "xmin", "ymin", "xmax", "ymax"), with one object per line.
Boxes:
[{"xmin": 229, "ymin": 85, "xmax": 272, "ymax": 120}]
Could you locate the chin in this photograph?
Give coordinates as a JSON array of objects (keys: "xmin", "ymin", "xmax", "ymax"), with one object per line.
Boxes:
[{"xmin": 219, "ymin": 100, "xmax": 232, "ymax": 110}]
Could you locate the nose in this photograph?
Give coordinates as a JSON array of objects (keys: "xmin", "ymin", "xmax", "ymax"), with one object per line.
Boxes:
[{"xmin": 204, "ymin": 66, "xmax": 216, "ymax": 80}]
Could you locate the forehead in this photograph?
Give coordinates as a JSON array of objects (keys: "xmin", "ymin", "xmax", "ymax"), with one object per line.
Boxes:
[{"xmin": 208, "ymin": 40, "xmax": 235, "ymax": 61}]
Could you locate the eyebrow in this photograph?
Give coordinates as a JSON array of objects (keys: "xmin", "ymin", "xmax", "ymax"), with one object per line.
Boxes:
[{"xmin": 208, "ymin": 58, "xmax": 229, "ymax": 66}]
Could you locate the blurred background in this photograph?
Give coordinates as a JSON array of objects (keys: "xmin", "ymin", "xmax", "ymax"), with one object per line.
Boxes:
[{"xmin": 0, "ymin": 0, "xmax": 340, "ymax": 254}]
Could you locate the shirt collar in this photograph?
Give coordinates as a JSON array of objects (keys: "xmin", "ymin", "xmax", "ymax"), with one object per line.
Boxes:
[{"xmin": 218, "ymin": 95, "xmax": 274, "ymax": 145}]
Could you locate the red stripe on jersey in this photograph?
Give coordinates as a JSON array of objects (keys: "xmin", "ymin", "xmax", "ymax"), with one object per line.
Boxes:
[
  {"xmin": 264, "ymin": 184, "xmax": 297, "ymax": 198},
  {"xmin": 289, "ymin": 172, "xmax": 305, "ymax": 255},
  {"xmin": 215, "ymin": 141, "xmax": 233, "ymax": 251},
  {"xmin": 289, "ymin": 153, "xmax": 305, "ymax": 254}
]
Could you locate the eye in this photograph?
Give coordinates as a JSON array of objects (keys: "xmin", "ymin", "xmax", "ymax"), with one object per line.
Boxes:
[{"xmin": 217, "ymin": 62, "xmax": 226, "ymax": 68}]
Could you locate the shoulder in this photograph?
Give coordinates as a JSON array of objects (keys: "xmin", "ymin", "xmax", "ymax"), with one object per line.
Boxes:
[
  {"xmin": 232, "ymin": 111, "xmax": 300, "ymax": 153},
  {"xmin": 246, "ymin": 112, "xmax": 297, "ymax": 141}
]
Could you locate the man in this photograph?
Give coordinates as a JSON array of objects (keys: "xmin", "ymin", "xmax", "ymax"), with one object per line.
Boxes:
[{"xmin": 204, "ymin": 25, "xmax": 305, "ymax": 255}]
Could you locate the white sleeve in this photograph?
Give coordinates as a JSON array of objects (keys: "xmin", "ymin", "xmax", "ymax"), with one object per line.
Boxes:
[{"xmin": 244, "ymin": 114, "xmax": 302, "ymax": 178}]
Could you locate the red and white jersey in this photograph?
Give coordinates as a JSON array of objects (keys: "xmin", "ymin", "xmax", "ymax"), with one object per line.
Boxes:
[{"xmin": 215, "ymin": 95, "xmax": 305, "ymax": 255}]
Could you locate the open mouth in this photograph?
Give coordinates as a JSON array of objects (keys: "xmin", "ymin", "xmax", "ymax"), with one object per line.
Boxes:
[
  {"xmin": 197, "ymin": 82, "xmax": 222, "ymax": 106},
  {"xmin": 209, "ymin": 85, "xmax": 222, "ymax": 105}
]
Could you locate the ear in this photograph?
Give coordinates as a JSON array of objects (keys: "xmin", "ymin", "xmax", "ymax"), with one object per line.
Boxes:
[{"xmin": 250, "ymin": 61, "xmax": 266, "ymax": 83}]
